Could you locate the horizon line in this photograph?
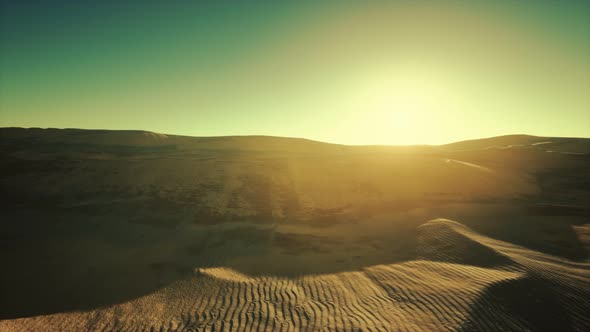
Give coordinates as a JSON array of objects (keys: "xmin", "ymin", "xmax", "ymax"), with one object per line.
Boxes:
[{"xmin": 3, "ymin": 126, "xmax": 590, "ymax": 148}]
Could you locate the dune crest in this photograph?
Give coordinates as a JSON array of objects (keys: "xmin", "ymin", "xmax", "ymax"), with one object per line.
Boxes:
[{"xmin": 1, "ymin": 219, "xmax": 588, "ymax": 332}]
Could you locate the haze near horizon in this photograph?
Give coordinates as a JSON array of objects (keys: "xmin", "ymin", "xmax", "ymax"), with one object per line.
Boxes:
[{"xmin": 1, "ymin": 1, "xmax": 589, "ymax": 145}]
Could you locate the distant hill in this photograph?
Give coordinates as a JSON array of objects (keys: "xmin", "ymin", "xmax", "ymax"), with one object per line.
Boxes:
[
  {"xmin": 0, "ymin": 127, "xmax": 341, "ymax": 153},
  {"xmin": 2, "ymin": 127, "xmax": 589, "ymax": 154},
  {"xmin": 441, "ymin": 134, "xmax": 590, "ymax": 154}
]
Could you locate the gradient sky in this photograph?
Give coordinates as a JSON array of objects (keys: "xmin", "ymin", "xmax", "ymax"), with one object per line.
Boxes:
[{"xmin": 1, "ymin": 1, "xmax": 589, "ymax": 145}]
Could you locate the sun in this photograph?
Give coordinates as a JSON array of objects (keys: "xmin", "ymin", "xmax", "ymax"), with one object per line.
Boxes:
[
  {"xmin": 376, "ymin": 87, "xmax": 432, "ymax": 130},
  {"xmin": 347, "ymin": 67, "xmax": 456, "ymax": 144},
  {"xmin": 331, "ymin": 64, "xmax": 462, "ymax": 145}
]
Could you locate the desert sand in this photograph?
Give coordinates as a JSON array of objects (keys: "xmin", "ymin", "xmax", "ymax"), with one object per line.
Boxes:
[{"xmin": 1, "ymin": 128, "xmax": 589, "ymax": 331}]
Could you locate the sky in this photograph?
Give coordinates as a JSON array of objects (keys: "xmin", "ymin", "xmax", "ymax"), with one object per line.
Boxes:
[{"xmin": 1, "ymin": 1, "xmax": 589, "ymax": 145}]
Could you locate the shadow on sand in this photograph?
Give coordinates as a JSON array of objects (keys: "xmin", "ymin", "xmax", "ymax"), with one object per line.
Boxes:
[{"xmin": 460, "ymin": 276, "xmax": 575, "ymax": 332}]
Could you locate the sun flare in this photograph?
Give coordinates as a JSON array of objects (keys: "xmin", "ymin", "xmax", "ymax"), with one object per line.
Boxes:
[{"xmin": 342, "ymin": 68, "xmax": 459, "ymax": 144}]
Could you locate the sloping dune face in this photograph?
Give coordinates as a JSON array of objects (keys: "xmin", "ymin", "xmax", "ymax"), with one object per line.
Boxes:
[
  {"xmin": 1, "ymin": 220, "xmax": 588, "ymax": 332},
  {"xmin": 1, "ymin": 128, "xmax": 589, "ymax": 331}
]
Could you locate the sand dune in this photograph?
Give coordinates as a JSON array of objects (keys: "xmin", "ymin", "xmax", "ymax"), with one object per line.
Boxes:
[
  {"xmin": 1, "ymin": 219, "xmax": 588, "ymax": 331},
  {"xmin": 1, "ymin": 128, "xmax": 589, "ymax": 331}
]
